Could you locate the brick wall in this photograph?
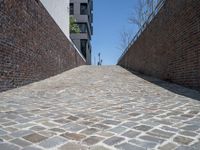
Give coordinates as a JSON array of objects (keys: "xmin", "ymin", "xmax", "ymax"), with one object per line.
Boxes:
[
  {"xmin": 0, "ymin": 0, "xmax": 86, "ymax": 92},
  {"xmin": 118, "ymin": 0, "xmax": 200, "ymax": 90}
]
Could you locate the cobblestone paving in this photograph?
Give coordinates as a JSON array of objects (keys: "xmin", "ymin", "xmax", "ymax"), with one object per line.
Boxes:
[{"xmin": 0, "ymin": 66, "xmax": 200, "ymax": 150}]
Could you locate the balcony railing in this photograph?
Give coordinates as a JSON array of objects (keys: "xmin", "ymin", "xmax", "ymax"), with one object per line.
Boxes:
[{"xmin": 118, "ymin": 0, "xmax": 166, "ymax": 63}]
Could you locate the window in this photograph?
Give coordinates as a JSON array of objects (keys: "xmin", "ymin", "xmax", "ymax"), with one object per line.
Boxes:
[
  {"xmin": 70, "ymin": 3, "xmax": 74, "ymax": 15},
  {"xmin": 80, "ymin": 3, "xmax": 88, "ymax": 15},
  {"xmin": 80, "ymin": 39, "xmax": 87, "ymax": 58},
  {"xmin": 77, "ymin": 23, "xmax": 88, "ymax": 33}
]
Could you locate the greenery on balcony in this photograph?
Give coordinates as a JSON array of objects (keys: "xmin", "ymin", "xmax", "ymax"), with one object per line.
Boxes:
[{"xmin": 70, "ymin": 16, "xmax": 80, "ymax": 33}]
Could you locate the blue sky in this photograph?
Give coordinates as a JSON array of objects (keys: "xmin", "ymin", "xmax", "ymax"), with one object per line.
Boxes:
[{"xmin": 91, "ymin": 0, "xmax": 138, "ymax": 65}]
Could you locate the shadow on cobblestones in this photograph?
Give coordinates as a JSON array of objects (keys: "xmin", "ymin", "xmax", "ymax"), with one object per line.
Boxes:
[{"xmin": 127, "ymin": 69, "xmax": 200, "ymax": 101}]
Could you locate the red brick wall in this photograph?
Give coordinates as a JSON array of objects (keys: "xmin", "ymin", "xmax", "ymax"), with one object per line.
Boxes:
[
  {"xmin": 118, "ymin": 0, "xmax": 200, "ymax": 90},
  {"xmin": 0, "ymin": 0, "xmax": 86, "ymax": 92}
]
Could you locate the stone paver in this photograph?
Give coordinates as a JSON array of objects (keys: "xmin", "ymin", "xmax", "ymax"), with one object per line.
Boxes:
[
  {"xmin": 90, "ymin": 145, "xmax": 111, "ymax": 150},
  {"xmin": 122, "ymin": 130, "xmax": 140, "ymax": 138},
  {"xmin": 23, "ymin": 133, "xmax": 47, "ymax": 143},
  {"xmin": 147, "ymin": 129, "xmax": 174, "ymax": 139},
  {"xmin": 104, "ymin": 136, "xmax": 125, "ymax": 146},
  {"xmin": 58, "ymin": 142, "xmax": 87, "ymax": 150},
  {"xmin": 139, "ymin": 135, "xmax": 165, "ymax": 144},
  {"xmin": 0, "ymin": 66, "xmax": 200, "ymax": 149},
  {"xmin": 0, "ymin": 129, "xmax": 7, "ymax": 136},
  {"xmin": 192, "ymin": 141, "xmax": 200, "ymax": 148},
  {"xmin": 22, "ymin": 147, "xmax": 43, "ymax": 150},
  {"xmin": 0, "ymin": 143, "xmax": 20, "ymax": 150},
  {"xmin": 81, "ymin": 128, "xmax": 99, "ymax": 135},
  {"xmin": 158, "ymin": 142, "xmax": 177, "ymax": 150},
  {"xmin": 173, "ymin": 136, "xmax": 194, "ymax": 145},
  {"xmin": 11, "ymin": 130, "xmax": 34, "ymax": 138},
  {"xmin": 83, "ymin": 136, "xmax": 104, "ymax": 145},
  {"xmin": 129, "ymin": 139, "xmax": 157, "ymax": 149},
  {"xmin": 61, "ymin": 132, "xmax": 86, "ymax": 141},
  {"xmin": 10, "ymin": 138, "xmax": 32, "ymax": 147},
  {"xmin": 39, "ymin": 136, "xmax": 67, "ymax": 148},
  {"xmin": 181, "ymin": 125, "xmax": 200, "ymax": 131},
  {"xmin": 115, "ymin": 142, "xmax": 145, "ymax": 150},
  {"xmin": 134, "ymin": 125, "xmax": 153, "ymax": 131},
  {"xmin": 109, "ymin": 126, "xmax": 127, "ymax": 134},
  {"xmin": 175, "ymin": 146, "xmax": 198, "ymax": 150}
]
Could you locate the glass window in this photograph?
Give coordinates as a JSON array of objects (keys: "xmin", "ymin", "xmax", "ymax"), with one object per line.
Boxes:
[
  {"xmin": 70, "ymin": 3, "xmax": 74, "ymax": 15},
  {"xmin": 77, "ymin": 23, "xmax": 88, "ymax": 33},
  {"xmin": 80, "ymin": 3, "xmax": 88, "ymax": 15},
  {"xmin": 80, "ymin": 39, "xmax": 87, "ymax": 58}
]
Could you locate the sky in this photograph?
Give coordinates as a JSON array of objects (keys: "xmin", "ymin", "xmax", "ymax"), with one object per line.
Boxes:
[{"xmin": 91, "ymin": 0, "xmax": 139, "ymax": 65}]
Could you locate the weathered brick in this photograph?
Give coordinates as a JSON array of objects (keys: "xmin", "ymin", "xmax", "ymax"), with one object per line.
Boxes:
[
  {"xmin": 118, "ymin": 0, "xmax": 200, "ymax": 91},
  {"xmin": 0, "ymin": 0, "xmax": 86, "ymax": 92}
]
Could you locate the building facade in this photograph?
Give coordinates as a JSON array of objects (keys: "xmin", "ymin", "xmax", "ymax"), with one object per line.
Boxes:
[
  {"xmin": 70, "ymin": 0, "xmax": 93, "ymax": 64},
  {"xmin": 40, "ymin": 0, "xmax": 70, "ymax": 39}
]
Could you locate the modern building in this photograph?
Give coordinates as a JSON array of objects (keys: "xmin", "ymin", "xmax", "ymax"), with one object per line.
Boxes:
[
  {"xmin": 40, "ymin": 0, "xmax": 70, "ymax": 39},
  {"xmin": 70, "ymin": 0, "xmax": 93, "ymax": 64}
]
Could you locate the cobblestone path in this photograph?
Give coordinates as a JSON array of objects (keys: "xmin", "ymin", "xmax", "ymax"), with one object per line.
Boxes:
[{"xmin": 0, "ymin": 66, "xmax": 200, "ymax": 150}]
